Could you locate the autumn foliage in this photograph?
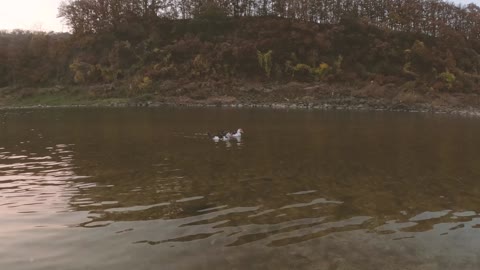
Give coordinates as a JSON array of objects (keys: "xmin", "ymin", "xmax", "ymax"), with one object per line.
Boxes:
[{"xmin": 0, "ymin": 0, "xmax": 479, "ymax": 94}]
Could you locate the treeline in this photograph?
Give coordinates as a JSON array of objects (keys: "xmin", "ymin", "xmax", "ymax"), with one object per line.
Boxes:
[
  {"xmin": 0, "ymin": 30, "xmax": 71, "ymax": 87},
  {"xmin": 59, "ymin": 0, "xmax": 480, "ymax": 39}
]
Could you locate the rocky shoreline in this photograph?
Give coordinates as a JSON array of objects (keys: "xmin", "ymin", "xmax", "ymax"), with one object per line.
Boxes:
[
  {"xmin": 3, "ymin": 97, "xmax": 480, "ymax": 118},
  {"xmin": 2, "ymin": 81, "xmax": 480, "ymax": 117}
]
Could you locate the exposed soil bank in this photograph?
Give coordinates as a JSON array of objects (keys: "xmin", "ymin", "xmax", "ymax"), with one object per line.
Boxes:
[{"xmin": 2, "ymin": 81, "xmax": 480, "ymax": 117}]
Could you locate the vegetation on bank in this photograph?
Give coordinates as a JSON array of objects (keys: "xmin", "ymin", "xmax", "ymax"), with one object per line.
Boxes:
[{"xmin": 0, "ymin": 0, "xmax": 480, "ymax": 104}]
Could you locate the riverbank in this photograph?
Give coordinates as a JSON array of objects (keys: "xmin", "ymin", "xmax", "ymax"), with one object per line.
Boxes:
[{"xmin": 2, "ymin": 81, "xmax": 480, "ymax": 117}]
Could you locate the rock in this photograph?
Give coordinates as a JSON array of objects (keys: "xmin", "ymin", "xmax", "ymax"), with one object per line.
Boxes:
[
  {"xmin": 301, "ymin": 96, "xmax": 315, "ymax": 103},
  {"xmin": 160, "ymin": 80, "xmax": 177, "ymax": 90},
  {"xmin": 262, "ymin": 87, "xmax": 273, "ymax": 93},
  {"xmin": 206, "ymin": 96, "xmax": 238, "ymax": 105}
]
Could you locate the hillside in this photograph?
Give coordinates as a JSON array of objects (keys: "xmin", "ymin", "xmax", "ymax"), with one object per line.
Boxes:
[{"xmin": 1, "ymin": 0, "xmax": 480, "ymax": 111}]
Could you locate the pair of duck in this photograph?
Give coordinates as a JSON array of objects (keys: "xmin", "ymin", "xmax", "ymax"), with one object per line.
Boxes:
[{"xmin": 209, "ymin": 129, "xmax": 243, "ymax": 142}]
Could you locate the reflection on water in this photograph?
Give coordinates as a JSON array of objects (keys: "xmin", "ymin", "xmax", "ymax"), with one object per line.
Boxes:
[
  {"xmin": 0, "ymin": 143, "xmax": 89, "ymax": 228},
  {"xmin": 1, "ymin": 108, "xmax": 480, "ymax": 269},
  {"xmin": 216, "ymin": 136, "xmax": 243, "ymax": 148}
]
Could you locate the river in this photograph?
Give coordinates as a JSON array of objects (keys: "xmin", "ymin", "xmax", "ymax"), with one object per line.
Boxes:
[{"xmin": 1, "ymin": 108, "xmax": 480, "ymax": 269}]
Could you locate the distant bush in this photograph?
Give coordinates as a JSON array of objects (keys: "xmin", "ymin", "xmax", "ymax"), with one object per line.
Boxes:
[
  {"xmin": 402, "ymin": 62, "xmax": 418, "ymax": 79},
  {"xmin": 410, "ymin": 40, "xmax": 434, "ymax": 71},
  {"xmin": 193, "ymin": 2, "xmax": 228, "ymax": 21},
  {"xmin": 333, "ymin": 55, "xmax": 343, "ymax": 74},
  {"xmin": 128, "ymin": 75, "xmax": 153, "ymax": 96},
  {"xmin": 148, "ymin": 52, "xmax": 177, "ymax": 79},
  {"xmin": 96, "ymin": 65, "xmax": 119, "ymax": 82},
  {"xmin": 291, "ymin": 62, "xmax": 331, "ymax": 81},
  {"xmin": 69, "ymin": 60, "xmax": 96, "ymax": 84},
  {"xmin": 293, "ymin": 63, "xmax": 312, "ymax": 81},
  {"xmin": 138, "ymin": 76, "xmax": 152, "ymax": 90},
  {"xmin": 439, "ymin": 70, "xmax": 456, "ymax": 89},
  {"xmin": 257, "ymin": 50, "xmax": 273, "ymax": 78},
  {"xmin": 192, "ymin": 54, "xmax": 211, "ymax": 76},
  {"xmin": 312, "ymin": 63, "xmax": 330, "ymax": 79}
]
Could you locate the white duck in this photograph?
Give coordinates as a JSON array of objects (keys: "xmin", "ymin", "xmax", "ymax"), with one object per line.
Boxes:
[
  {"xmin": 209, "ymin": 131, "xmax": 232, "ymax": 142},
  {"xmin": 222, "ymin": 132, "xmax": 233, "ymax": 141},
  {"xmin": 208, "ymin": 129, "xmax": 242, "ymax": 142},
  {"xmin": 231, "ymin": 129, "xmax": 243, "ymax": 138}
]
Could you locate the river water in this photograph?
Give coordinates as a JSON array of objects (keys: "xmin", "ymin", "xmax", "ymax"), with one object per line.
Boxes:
[{"xmin": 1, "ymin": 108, "xmax": 480, "ymax": 269}]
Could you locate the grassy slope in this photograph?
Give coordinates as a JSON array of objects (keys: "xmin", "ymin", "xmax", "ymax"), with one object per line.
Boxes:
[{"xmin": 1, "ymin": 17, "xmax": 480, "ymax": 110}]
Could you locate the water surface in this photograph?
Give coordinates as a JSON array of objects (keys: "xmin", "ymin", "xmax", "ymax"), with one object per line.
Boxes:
[{"xmin": 1, "ymin": 108, "xmax": 480, "ymax": 269}]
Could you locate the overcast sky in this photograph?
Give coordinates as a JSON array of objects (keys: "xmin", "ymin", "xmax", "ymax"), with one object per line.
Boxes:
[{"xmin": 0, "ymin": 0, "xmax": 479, "ymax": 32}]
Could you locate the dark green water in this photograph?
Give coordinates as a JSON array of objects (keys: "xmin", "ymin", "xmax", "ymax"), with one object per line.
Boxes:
[{"xmin": 1, "ymin": 108, "xmax": 480, "ymax": 270}]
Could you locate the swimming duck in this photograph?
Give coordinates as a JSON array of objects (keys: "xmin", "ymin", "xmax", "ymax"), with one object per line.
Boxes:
[
  {"xmin": 208, "ymin": 130, "xmax": 242, "ymax": 142},
  {"xmin": 208, "ymin": 131, "xmax": 232, "ymax": 142},
  {"xmin": 221, "ymin": 132, "xmax": 232, "ymax": 141},
  {"xmin": 231, "ymin": 129, "xmax": 243, "ymax": 138}
]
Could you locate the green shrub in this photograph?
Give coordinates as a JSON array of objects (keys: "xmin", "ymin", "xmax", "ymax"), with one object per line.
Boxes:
[
  {"xmin": 291, "ymin": 62, "xmax": 330, "ymax": 81},
  {"xmin": 312, "ymin": 62, "xmax": 330, "ymax": 78},
  {"xmin": 150, "ymin": 52, "xmax": 176, "ymax": 79},
  {"xmin": 410, "ymin": 40, "xmax": 434, "ymax": 71},
  {"xmin": 439, "ymin": 70, "xmax": 456, "ymax": 88},
  {"xmin": 69, "ymin": 59, "xmax": 95, "ymax": 84},
  {"xmin": 257, "ymin": 50, "xmax": 273, "ymax": 78},
  {"xmin": 96, "ymin": 65, "xmax": 119, "ymax": 82},
  {"xmin": 192, "ymin": 54, "xmax": 211, "ymax": 76},
  {"xmin": 411, "ymin": 40, "xmax": 426, "ymax": 55},
  {"xmin": 293, "ymin": 63, "xmax": 312, "ymax": 73},
  {"xmin": 73, "ymin": 72, "xmax": 85, "ymax": 84},
  {"xmin": 138, "ymin": 76, "xmax": 152, "ymax": 90},
  {"xmin": 333, "ymin": 55, "xmax": 343, "ymax": 74}
]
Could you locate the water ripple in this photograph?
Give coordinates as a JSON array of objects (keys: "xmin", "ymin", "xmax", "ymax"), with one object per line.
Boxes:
[{"xmin": 0, "ymin": 145, "xmax": 90, "ymax": 228}]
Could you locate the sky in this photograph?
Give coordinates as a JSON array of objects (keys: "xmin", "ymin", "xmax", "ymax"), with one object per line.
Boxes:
[
  {"xmin": 0, "ymin": 0, "xmax": 67, "ymax": 32},
  {"xmin": 0, "ymin": 0, "xmax": 479, "ymax": 32}
]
